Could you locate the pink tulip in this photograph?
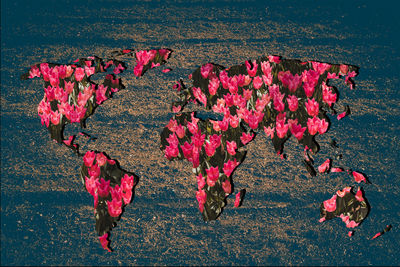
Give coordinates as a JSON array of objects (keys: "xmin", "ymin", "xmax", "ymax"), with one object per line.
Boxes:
[
  {"xmin": 97, "ymin": 178, "xmax": 111, "ymax": 198},
  {"xmin": 305, "ymin": 98, "xmax": 319, "ymax": 117},
  {"xmin": 175, "ymin": 125, "xmax": 185, "ymax": 138},
  {"xmin": 336, "ymin": 186, "xmax": 352, "ymax": 197},
  {"xmin": 253, "ymin": 76, "xmax": 263, "ymax": 89},
  {"xmin": 243, "ymin": 89, "xmax": 253, "ymax": 101},
  {"xmin": 287, "ymin": 95, "xmax": 298, "ymax": 112},
  {"xmin": 85, "ymin": 176, "xmax": 98, "ymax": 197},
  {"xmin": 318, "ymin": 119, "xmax": 329, "ymax": 134},
  {"xmin": 318, "ymin": 159, "xmax": 331, "ymax": 173},
  {"xmin": 290, "ymin": 123, "xmax": 306, "ymax": 140},
  {"xmin": 322, "ymin": 84, "xmax": 337, "ymax": 106},
  {"xmin": 85, "ymin": 65, "xmax": 95, "ymax": 76},
  {"xmin": 327, "ymin": 72, "xmax": 339, "ymax": 79},
  {"xmin": 206, "ymin": 166, "xmax": 219, "ymax": 187},
  {"xmin": 64, "ymin": 81, "xmax": 75, "ymax": 95},
  {"xmin": 348, "ymin": 231, "xmax": 354, "ymax": 237},
  {"xmin": 205, "ymin": 141, "xmax": 216, "ymax": 157},
  {"xmin": 261, "ymin": 61, "xmax": 272, "ymax": 76},
  {"xmin": 307, "ymin": 116, "xmax": 320, "ymax": 135},
  {"xmin": 223, "ymin": 158, "xmax": 239, "ymax": 177},
  {"xmin": 245, "ymin": 60, "xmax": 258, "ymax": 77},
  {"xmin": 95, "ymin": 153, "xmax": 108, "ymax": 168},
  {"xmin": 227, "ymin": 76, "xmax": 238, "ymax": 94},
  {"xmin": 180, "ymin": 142, "xmax": 194, "ymax": 161},
  {"xmin": 208, "ymin": 77, "xmax": 220, "ymax": 95},
  {"xmin": 355, "ymin": 187, "xmax": 364, "ymax": 202},
  {"xmin": 88, "ymin": 163, "xmax": 101, "ymax": 178},
  {"xmin": 339, "ymin": 64, "xmax": 349, "ymax": 75},
  {"xmin": 226, "ymin": 140, "xmax": 237, "ymax": 155},
  {"xmin": 331, "ymin": 167, "xmax": 344, "ymax": 173},
  {"xmin": 201, "ymin": 63, "xmax": 214, "ymax": 79},
  {"xmin": 107, "ymin": 198, "xmax": 122, "ymax": 217},
  {"xmin": 264, "ymin": 126, "xmax": 274, "ymax": 139},
  {"xmin": 222, "ymin": 180, "xmax": 232, "ymax": 194},
  {"xmin": 240, "ymin": 132, "xmax": 254, "ymax": 145},
  {"xmin": 219, "ymin": 70, "xmax": 229, "ymax": 89},
  {"xmin": 74, "ymin": 67, "xmax": 85, "ymax": 82},
  {"xmin": 234, "ymin": 192, "xmax": 242, "ymax": 207},
  {"xmin": 96, "ymin": 84, "xmax": 108, "ymax": 105},
  {"xmin": 121, "ymin": 174, "xmax": 135, "ymax": 191},
  {"xmin": 166, "ymin": 133, "xmax": 179, "ymax": 147},
  {"xmin": 197, "ymin": 173, "xmax": 206, "ymax": 190},
  {"xmin": 164, "ymin": 144, "xmax": 179, "ymax": 159},
  {"xmin": 268, "ymin": 55, "xmax": 281, "ymax": 63},
  {"xmin": 191, "ymin": 130, "xmax": 205, "ymax": 148},
  {"xmin": 323, "ymin": 194, "xmax": 337, "ymax": 212},
  {"xmin": 337, "ymin": 111, "xmax": 347, "ymax": 120},
  {"xmin": 209, "ymin": 134, "xmax": 222, "ymax": 148},
  {"xmin": 192, "ymin": 87, "xmax": 207, "ymax": 106},
  {"xmin": 218, "ymin": 117, "xmax": 229, "ymax": 132},
  {"xmin": 312, "ymin": 62, "xmax": 331, "ymax": 75},
  {"xmin": 196, "ymin": 189, "xmax": 207, "ymax": 212},
  {"xmin": 351, "ymin": 171, "xmax": 367, "ymax": 183},
  {"xmin": 99, "ymin": 233, "xmax": 112, "ymax": 252},
  {"xmin": 276, "ymin": 120, "xmax": 289, "ymax": 139},
  {"xmin": 121, "ymin": 189, "xmax": 132, "ymax": 205},
  {"xmin": 29, "ymin": 65, "xmax": 41, "ymax": 78},
  {"xmin": 83, "ymin": 151, "xmax": 96, "ymax": 167},
  {"xmin": 133, "ymin": 62, "xmax": 144, "ymax": 77}
]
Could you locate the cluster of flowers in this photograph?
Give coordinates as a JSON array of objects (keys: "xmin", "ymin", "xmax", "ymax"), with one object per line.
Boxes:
[
  {"xmin": 23, "ymin": 48, "xmax": 172, "ymax": 152},
  {"xmin": 319, "ymin": 186, "xmax": 369, "ymax": 229},
  {"xmin": 162, "ymin": 55, "xmax": 358, "ymax": 220},
  {"xmin": 81, "ymin": 150, "xmax": 137, "ymax": 252}
]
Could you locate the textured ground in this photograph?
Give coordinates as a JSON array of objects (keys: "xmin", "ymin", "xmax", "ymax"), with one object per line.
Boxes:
[{"xmin": 1, "ymin": 0, "xmax": 399, "ymax": 265}]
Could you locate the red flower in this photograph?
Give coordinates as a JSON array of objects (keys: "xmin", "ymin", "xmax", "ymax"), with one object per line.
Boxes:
[
  {"xmin": 85, "ymin": 176, "xmax": 98, "ymax": 197},
  {"xmin": 96, "ymin": 152, "xmax": 108, "ymax": 167},
  {"xmin": 84, "ymin": 151, "xmax": 96, "ymax": 167},
  {"xmin": 197, "ymin": 173, "xmax": 206, "ymax": 190},
  {"xmin": 166, "ymin": 133, "xmax": 179, "ymax": 147},
  {"xmin": 234, "ymin": 192, "xmax": 242, "ymax": 207},
  {"xmin": 268, "ymin": 55, "xmax": 281, "ymax": 63},
  {"xmin": 192, "ymin": 86, "xmax": 207, "ymax": 106},
  {"xmin": 318, "ymin": 118, "xmax": 329, "ymax": 135},
  {"xmin": 312, "ymin": 62, "xmax": 331, "ymax": 75},
  {"xmin": 264, "ymin": 126, "xmax": 274, "ymax": 139},
  {"xmin": 208, "ymin": 77, "xmax": 220, "ymax": 96},
  {"xmin": 88, "ymin": 163, "xmax": 101, "ymax": 178},
  {"xmin": 209, "ymin": 134, "xmax": 222, "ymax": 148},
  {"xmin": 307, "ymin": 116, "xmax": 320, "ymax": 135},
  {"xmin": 290, "ymin": 123, "xmax": 306, "ymax": 140},
  {"xmin": 107, "ymin": 197, "xmax": 122, "ymax": 217},
  {"xmin": 352, "ymin": 171, "xmax": 367, "ymax": 183},
  {"xmin": 336, "ymin": 186, "xmax": 351, "ymax": 197},
  {"xmin": 133, "ymin": 62, "xmax": 144, "ymax": 77},
  {"xmin": 201, "ymin": 63, "xmax": 214, "ymax": 79},
  {"xmin": 331, "ymin": 167, "xmax": 344, "ymax": 173},
  {"xmin": 164, "ymin": 144, "xmax": 179, "ymax": 159},
  {"xmin": 240, "ymin": 132, "xmax": 254, "ymax": 145},
  {"xmin": 276, "ymin": 120, "xmax": 289, "ymax": 139},
  {"xmin": 355, "ymin": 187, "xmax": 364, "ymax": 202},
  {"xmin": 253, "ymin": 76, "xmax": 263, "ymax": 89},
  {"xmin": 287, "ymin": 95, "xmax": 298, "ymax": 112},
  {"xmin": 196, "ymin": 189, "xmax": 207, "ymax": 212},
  {"xmin": 205, "ymin": 141, "xmax": 216, "ymax": 157}
]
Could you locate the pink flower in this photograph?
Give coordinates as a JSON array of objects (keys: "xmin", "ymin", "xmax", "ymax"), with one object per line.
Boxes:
[
  {"xmin": 197, "ymin": 174, "xmax": 206, "ymax": 190},
  {"xmin": 63, "ymin": 135, "xmax": 74, "ymax": 146},
  {"xmin": 312, "ymin": 62, "xmax": 331, "ymax": 75},
  {"xmin": 331, "ymin": 167, "xmax": 344, "ymax": 173},
  {"xmin": 348, "ymin": 231, "xmax": 354, "ymax": 237},
  {"xmin": 278, "ymin": 71, "xmax": 301, "ymax": 93},
  {"xmin": 352, "ymin": 171, "xmax": 367, "ymax": 183},
  {"xmin": 318, "ymin": 118, "xmax": 329, "ymax": 134},
  {"xmin": 355, "ymin": 187, "xmax": 364, "ymax": 202},
  {"xmin": 64, "ymin": 81, "xmax": 75, "ymax": 95},
  {"xmin": 346, "ymin": 220, "xmax": 359, "ymax": 228},
  {"xmin": 191, "ymin": 130, "xmax": 205, "ymax": 148},
  {"xmin": 175, "ymin": 124, "xmax": 186, "ymax": 138},
  {"xmin": 208, "ymin": 77, "xmax": 220, "ymax": 95},
  {"xmin": 180, "ymin": 142, "xmax": 194, "ymax": 161},
  {"xmin": 223, "ymin": 158, "xmax": 238, "ymax": 177},
  {"xmin": 209, "ymin": 134, "xmax": 222, "ymax": 148},
  {"xmin": 307, "ymin": 116, "xmax": 320, "ymax": 135},
  {"xmin": 245, "ymin": 60, "xmax": 258, "ymax": 77},
  {"xmin": 107, "ymin": 197, "xmax": 122, "ymax": 217},
  {"xmin": 290, "ymin": 123, "xmax": 306, "ymax": 140},
  {"xmin": 268, "ymin": 55, "xmax": 281, "ymax": 63},
  {"xmin": 172, "ymin": 105, "xmax": 182, "ymax": 113},
  {"xmin": 276, "ymin": 120, "xmax": 289, "ymax": 139},
  {"xmin": 192, "ymin": 87, "xmax": 207, "ymax": 106},
  {"xmin": 319, "ymin": 217, "xmax": 326, "ymax": 223},
  {"xmin": 305, "ymin": 98, "xmax": 319, "ymax": 117},
  {"xmin": 229, "ymin": 115, "xmax": 239, "ymax": 128},
  {"xmin": 113, "ymin": 64, "xmax": 125, "ymax": 74},
  {"xmin": 336, "ymin": 186, "xmax": 351, "ymax": 197},
  {"xmin": 133, "ymin": 62, "xmax": 144, "ymax": 77},
  {"xmin": 167, "ymin": 119, "xmax": 178, "ymax": 132},
  {"xmin": 29, "ymin": 65, "xmax": 41, "ymax": 78},
  {"xmin": 201, "ymin": 63, "xmax": 214, "ymax": 78},
  {"xmin": 243, "ymin": 89, "xmax": 253, "ymax": 101},
  {"xmin": 85, "ymin": 65, "xmax": 95, "ymax": 76},
  {"xmin": 253, "ymin": 76, "xmax": 263, "ymax": 89},
  {"xmin": 327, "ymin": 72, "xmax": 339, "ymax": 79},
  {"xmin": 85, "ymin": 176, "xmax": 98, "ymax": 197},
  {"xmin": 218, "ymin": 117, "xmax": 229, "ymax": 132},
  {"xmin": 206, "ymin": 166, "xmax": 219, "ymax": 187},
  {"xmin": 83, "ymin": 151, "xmax": 96, "ymax": 167},
  {"xmin": 322, "ymin": 84, "xmax": 337, "ymax": 107},
  {"xmin": 228, "ymin": 76, "xmax": 238, "ymax": 94},
  {"xmin": 96, "ymin": 84, "xmax": 108, "ymax": 105},
  {"xmin": 222, "ymin": 180, "xmax": 232, "ymax": 194},
  {"xmin": 164, "ymin": 144, "xmax": 179, "ymax": 159},
  {"xmin": 121, "ymin": 174, "xmax": 135, "ymax": 191},
  {"xmin": 50, "ymin": 110, "xmax": 60, "ymax": 125},
  {"xmin": 166, "ymin": 133, "xmax": 179, "ymax": 147},
  {"xmin": 264, "ymin": 126, "xmax": 274, "ymax": 139},
  {"xmin": 337, "ymin": 111, "xmax": 347, "ymax": 120},
  {"xmin": 96, "ymin": 152, "xmax": 108, "ymax": 167},
  {"xmin": 88, "ymin": 163, "xmax": 101, "ymax": 178},
  {"xmin": 234, "ymin": 192, "xmax": 242, "ymax": 207},
  {"xmin": 196, "ymin": 189, "xmax": 207, "ymax": 212},
  {"xmin": 323, "ymin": 194, "xmax": 337, "ymax": 212},
  {"xmin": 226, "ymin": 140, "xmax": 237, "ymax": 155},
  {"xmin": 287, "ymin": 95, "xmax": 298, "ymax": 112},
  {"xmin": 99, "ymin": 233, "xmax": 111, "ymax": 252},
  {"xmin": 205, "ymin": 141, "xmax": 216, "ymax": 157},
  {"xmin": 339, "ymin": 64, "xmax": 349, "ymax": 75},
  {"xmin": 121, "ymin": 189, "xmax": 132, "ymax": 205},
  {"xmin": 219, "ymin": 70, "xmax": 229, "ymax": 89},
  {"xmin": 245, "ymin": 110, "xmax": 260, "ymax": 129},
  {"xmin": 318, "ymin": 159, "xmax": 331, "ymax": 173},
  {"xmin": 261, "ymin": 61, "xmax": 272, "ymax": 76},
  {"xmin": 240, "ymin": 132, "xmax": 254, "ymax": 145},
  {"xmin": 97, "ymin": 178, "xmax": 111, "ymax": 198},
  {"xmin": 74, "ymin": 67, "xmax": 85, "ymax": 82}
]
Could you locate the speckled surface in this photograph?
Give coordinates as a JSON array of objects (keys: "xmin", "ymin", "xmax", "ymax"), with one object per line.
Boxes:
[{"xmin": 1, "ymin": 0, "xmax": 399, "ymax": 265}]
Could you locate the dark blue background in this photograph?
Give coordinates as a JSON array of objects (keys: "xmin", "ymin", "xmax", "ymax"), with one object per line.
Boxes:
[{"xmin": 2, "ymin": 0, "xmax": 399, "ymax": 265}]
